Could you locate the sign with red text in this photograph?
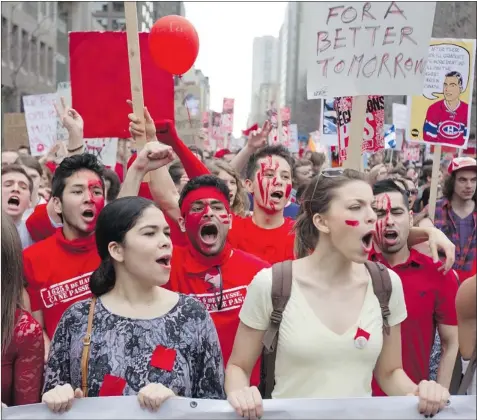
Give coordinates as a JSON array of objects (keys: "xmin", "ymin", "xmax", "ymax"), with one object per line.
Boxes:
[
  {"xmin": 335, "ymin": 96, "xmax": 385, "ymax": 162},
  {"xmin": 305, "ymin": 2, "xmax": 436, "ymax": 98},
  {"xmin": 280, "ymin": 107, "xmax": 291, "ymax": 147},
  {"xmin": 84, "ymin": 138, "xmax": 118, "ymax": 168},
  {"xmin": 402, "ymin": 141, "xmax": 421, "ymax": 161},
  {"xmin": 22, "ymin": 93, "xmax": 57, "ymax": 156},
  {"xmin": 220, "ymin": 98, "xmax": 235, "ymax": 135}
]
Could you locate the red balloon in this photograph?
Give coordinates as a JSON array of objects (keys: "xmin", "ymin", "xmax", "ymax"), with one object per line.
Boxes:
[{"xmin": 149, "ymin": 15, "xmax": 199, "ymax": 76}]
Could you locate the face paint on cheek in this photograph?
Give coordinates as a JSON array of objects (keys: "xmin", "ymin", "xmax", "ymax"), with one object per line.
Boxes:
[
  {"xmin": 285, "ymin": 183, "xmax": 292, "ymax": 199},
  {"xmin": 374, "ymin": 194, "xmax": 391, "ymax": 246},
  {"xmin": 185, "ymin": 205, "xmax": 210, "ymax": 238},
  {"xmin": 218, "ymin": 213, "xmax": 230, "ymax": 225},
  {"xmin": 345, "ymin": 220, "xmax": 359, "ymax": 227}
]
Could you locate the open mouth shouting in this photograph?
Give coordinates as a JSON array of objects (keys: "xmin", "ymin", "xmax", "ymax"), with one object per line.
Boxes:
[
  {"xmin": 7, "ymin": 195, "xmax": 20, "ymax": 208},
  {"xmin": 383, "ymin": 229, "xmax": 399, "ymax": 246},
  {"xmin": 156, "ymin": 254, "xmax": 172, "ymax": 270},
  {"xmin": 200, "ymin": 223, "xmax": 219, "ymax": 245},
  {"xmin": 81, "ymin": 209, "xmax": 96, "ymax": 223},
  {"xmin": 270, "ymin": 190, "xmax": 284, "ymax": 202},
  {"xmin": 361, "ymin": 231, "xmax": 374, "ymax": 253}
]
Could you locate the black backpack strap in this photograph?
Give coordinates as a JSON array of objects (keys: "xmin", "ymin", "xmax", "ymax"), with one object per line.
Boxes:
[
  {"xmin": 260, "ymin": 261, "xmax": 293, "ymax": 399},
  {"xmin": 365, "ymin": 261, "xmax": 392, "ymax": 335}
]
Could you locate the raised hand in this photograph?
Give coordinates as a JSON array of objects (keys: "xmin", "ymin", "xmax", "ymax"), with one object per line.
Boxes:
[
  {"xmin": 131, "ymin": 141, "xmax": 174, "ymax": 174},
  {"xmin": 127, "ymin": 100, "xmax": 157, "ymax": 142},
  {"xmin": 55, "ymin": 97, "xmax": 84, "ymax": 134},
  {"xmin": 247, "ymin": 120, "xmax": 271, "ymax": 151},
  {"xmin": 155, "ymin": 119, "xmax": 180, "ymax": 147}
]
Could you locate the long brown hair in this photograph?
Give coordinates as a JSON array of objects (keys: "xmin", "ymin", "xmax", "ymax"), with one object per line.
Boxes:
[
  {"xmin": 294, "ymin": 169, "xmax": 366, "ymax": 258},
  {"xmin": 208, "ymin": 159, "xmax": 250, "ymax": 217},
  {"xmin": 1, "ymin": 211, "xmax": 25, "ymax": 350}
]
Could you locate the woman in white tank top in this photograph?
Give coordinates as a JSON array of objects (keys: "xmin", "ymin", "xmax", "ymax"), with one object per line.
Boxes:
[{"xmin": 225, "ymin": 169, "xmax": 450, "ymax": 418}]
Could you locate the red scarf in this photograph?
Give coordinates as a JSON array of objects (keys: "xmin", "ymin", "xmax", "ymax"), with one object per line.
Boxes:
[
  {"xmin": 55, "ymin": 229, "xmax": 97, "ymax": 254},
  {"xmin": 184, "ymin": 241, "xmax": 233, "ymax": 274}
]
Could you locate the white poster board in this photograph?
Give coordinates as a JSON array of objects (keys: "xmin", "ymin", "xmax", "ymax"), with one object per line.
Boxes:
[
  {"xmin": 289, "ymin": 124, "xmax": 299, "ymax": 153},
  {"xmin": 305, "ymin": 2, "xmax": 436, "ymax": 98},
  {"xmin": 392, "ymin": 103, "xmax": 408, "ymax": 130},
  {"xmin": 3, "ymin": 396, "xmax": 475, "ymax": 419},
  {"xmin": 22, "ymin": 93, "xmax": 58, "ymax": 156},
  {"xmin": 84, "ymin": 139, "xmax": 118, "ymax": 168}
]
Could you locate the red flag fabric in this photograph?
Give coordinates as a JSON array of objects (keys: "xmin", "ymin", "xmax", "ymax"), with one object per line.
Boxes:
[{"xmin": 69, "ymin": 32, "xmax": 174, "ymax": 139}]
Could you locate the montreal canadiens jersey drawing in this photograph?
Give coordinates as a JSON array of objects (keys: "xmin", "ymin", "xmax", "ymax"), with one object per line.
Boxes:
[{"xmin": 423, "ymin": 100, "xmax": 469, "ymax": 146}]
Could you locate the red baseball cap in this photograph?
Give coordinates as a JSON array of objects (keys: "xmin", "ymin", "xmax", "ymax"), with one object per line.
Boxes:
[
  {"xmin": 448, "ymin": 157, "xmax": 477, "ymax": 174},
  {"xmin": 214, "ymin": 149, "xmax": 232, "ymax": 159}
]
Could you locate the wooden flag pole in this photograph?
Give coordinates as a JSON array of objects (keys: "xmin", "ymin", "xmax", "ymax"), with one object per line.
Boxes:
[
  {"xmin": 343, "ymin": 95, "xmax": 367, "ymax": 171},
  {"xmin": 124, "ymin": 2, "xmax": 150, "ymax": 181},
  {"xmin": 428, "ymin": 145, "xmax": 442, "ymax": 221}
]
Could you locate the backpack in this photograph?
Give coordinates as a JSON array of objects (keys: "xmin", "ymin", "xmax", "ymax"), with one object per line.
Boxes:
[{"xmin": 259, "ymin": 260, "xmax": 392, "ymax": 399}]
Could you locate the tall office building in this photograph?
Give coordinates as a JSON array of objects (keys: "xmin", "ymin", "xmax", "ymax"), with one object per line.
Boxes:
[
  {"xmin": 250, "ymin": 35, "xmax": 279, "ymax": 125},
  {"xmin": 1, "ymin": 2, "xmax": 58, "ymax": 112}
]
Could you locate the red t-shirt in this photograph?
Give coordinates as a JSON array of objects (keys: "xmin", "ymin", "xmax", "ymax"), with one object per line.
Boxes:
[
  {"xmin": 25, "ymin": 203, "xmax": 57, "ymax": 242},
  {"xmin": 228, "ymin": 216, "xmax": 295, "ymax": 264},
  {"xmin": 1, "ymin": 309, "xmax": 44, "ymax": 406},
  {"xmin": 24, "ymin": 230, "xmax": 100, "ymax": 339},
  {"xmin": 167, "ymin": 245, "xmax": 270, "ymax": 386},
  {"xmin": 370, "ymin": 249, "xmax": 458, "ymax": 395}
]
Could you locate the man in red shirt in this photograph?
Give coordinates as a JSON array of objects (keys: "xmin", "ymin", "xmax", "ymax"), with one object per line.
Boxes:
[
  {"xmin": 24, "ymin": 154, "xmax": 105, "ymax": 357},
  {"xmin": 121, "ymin": 144, "xmax": 270, "ymax": 385},
  {"xmin": 228, "ymin": 144, "xmax": 296, "ymax": 264},
  {"xmin": 370, "ymin": 179, "xmax": 459, "ymax": 394}
]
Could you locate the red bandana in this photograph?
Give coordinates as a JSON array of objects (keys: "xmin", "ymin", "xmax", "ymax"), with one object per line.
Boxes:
[{"xmin": 180, "ymin": 187, "xmax": 230, "ymax": 216}]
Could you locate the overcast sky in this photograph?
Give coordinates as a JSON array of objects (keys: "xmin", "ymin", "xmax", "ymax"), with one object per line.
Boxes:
[{"xmin": 184, "ymin": 2, "xmax": 287, "ymax": 137}]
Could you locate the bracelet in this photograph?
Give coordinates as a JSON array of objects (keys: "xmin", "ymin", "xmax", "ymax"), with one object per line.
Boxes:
[{"xmin": 67, "ymin": 144, "xmax": 84, "ymax": 153}]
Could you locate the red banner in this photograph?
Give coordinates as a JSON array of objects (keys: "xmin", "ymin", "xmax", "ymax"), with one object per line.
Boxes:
[
  {"xmin": 335, "ymin": 96, "xmax": 385, "ymax": 163},
  {"xmin": 70, "ymin": 32, "xmax": 174, "ymax": 138}
]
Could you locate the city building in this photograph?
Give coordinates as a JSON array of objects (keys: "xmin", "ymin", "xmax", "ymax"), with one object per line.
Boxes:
[
  {"xmin": 91, "ymin": 1, "xmax": 184, "ymax": 33},
  {"xmin": 250, "ymin": 35, "xmax": 279, "ymax": 124},
  {"xmin": 1, "ymin": 2, "xmax": 57, "ymax": 112},
  {"xmin": 180, "ymin": 66, "xmax": 210, "ymax": 113}
]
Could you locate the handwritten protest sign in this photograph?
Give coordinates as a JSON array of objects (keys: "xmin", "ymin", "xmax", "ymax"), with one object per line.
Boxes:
[
  {"xmin": 305, "ymin": 2, "xmax": 436, "ymax": 98},
  {"xmin": 174, "ymin": 84, "xmax": 201, "ymax": 146},
  {"xmin": 84, "ymin": 138, "xmax": 118, "ymax": 168},
  {"xmin": 335, "ymin": 96, "xmax": 385, "ymax": 162},
  {"xmin": 408, "ymin": 38, "xmax": 476, "ymax": 148},
  {"xmin": 3, "ymin": 113, "xmax": 29, "ymax": 150},
  {"xmin": 22, "ymin": 94, "xmax": 57, "ymax": 156},
  {"xmin": 3, "ymin": 396, "xmax": 475, "ymax": 419}
]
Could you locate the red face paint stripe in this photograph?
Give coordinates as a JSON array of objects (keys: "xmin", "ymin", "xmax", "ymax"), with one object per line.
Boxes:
[{"xmin": 345, "ymin": 220, "xmax": 359, "ymax": 227}]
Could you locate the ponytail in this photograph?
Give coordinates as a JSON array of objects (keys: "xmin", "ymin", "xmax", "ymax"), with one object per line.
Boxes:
[
  {"xmin": 293, "ymin": 210, "xmax": 319, "ymax": 259},
  {"xmin": 89, "ymin": 257, "xmax": 116, "ymax": 297}
]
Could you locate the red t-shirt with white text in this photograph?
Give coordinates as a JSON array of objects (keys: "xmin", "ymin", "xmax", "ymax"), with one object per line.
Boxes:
[
  {"xmin": 24, "ymin": 230, "xmax": 99, "ymax": 339},
  {"xmin": 228, "ymin": 216, "xmax": 295, "ymax": 264},
  {"xmin": 167, "ymin": 246, "xmax": 270, "ymax": 386}
]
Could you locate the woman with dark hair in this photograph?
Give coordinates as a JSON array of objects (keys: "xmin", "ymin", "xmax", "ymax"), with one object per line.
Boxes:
[
  {"xmin": 1, "ymin": 212, "xmax": 44, "ymax": 406},
  {"xmin": 41, "ymin": 197, "xmax": 224, "ymax": 413},
  {"xmin": 168, "ymin": 160, "xmax": 189, "ymax": 194},
  {"xmin": 225, "ymin": 169, "xmax": 449, "ymax": 418},
  {"xmin": 208, "ymin": 159, "xmax": 250, "ymax": 217}
]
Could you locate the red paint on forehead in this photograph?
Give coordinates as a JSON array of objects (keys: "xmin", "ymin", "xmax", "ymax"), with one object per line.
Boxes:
[{"xmin": 345, "ymin": 220, "xmax": 359, "ymax": 227}]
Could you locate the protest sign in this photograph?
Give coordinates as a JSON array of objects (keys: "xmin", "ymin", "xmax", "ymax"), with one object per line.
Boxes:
[
  {"xmin": 280, "ymin": 107, "xmax": 291, "ymax": 147},
  {"xmin": 305, "ymin": 2, "xmax": 436, "ymax": 99},
  {"xmin": 211, "ymin": 111, "xmax": 223, "ymax": 149},
  {"xmin": 69, "ymin": 32, "xmax": 174, "ymax": 139},
  {"xmin": 288, "ymin": 123, "xmax": 299, "ymax": 153},
  {"xmin": 174, "ymin": 84, "xmax": 201, "ymax": 146},
  {"xmin": 84, "ymin": 138, "xmax": 118, "ymax": 168},
  {"xmin": 220, "ymin": 98, "xmax": 235, "ymax": 135},
  {"xmin": 3, "ymin": 396, "xmax": 475, "ymax": 419},
  {"xmin": 22, "ymin": 94, "xmax": 57, "ymax": 156},
  {"xmin": 407, "ymin": 38, "xmax": 476, "ymax": 148},
  {"xmin": 3, "ymin": 113, "xmax": 29, "ymax": 150},
  {"xmin": 321, "ymin": 99, "xmax": 339, "ymax": 147},
  {"xmin": 392, "ymin": 103, "xmax": 408, "ymax": 130},
  {"xmin": 403, "ymin": 141, "xmax": 421, "ymax": 162},
  {"xmin": 267, "ymin": 105, "xmax": 279, "ymax": 144},
  {"xmin": 335, "ymin": 96, "xmax": 385, "ymax": 162}
]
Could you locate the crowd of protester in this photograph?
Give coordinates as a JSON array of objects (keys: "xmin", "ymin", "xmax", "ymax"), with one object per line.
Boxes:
[{"xmin": 1, "ymin": 102, "xmax": 476, "ymax": 418}]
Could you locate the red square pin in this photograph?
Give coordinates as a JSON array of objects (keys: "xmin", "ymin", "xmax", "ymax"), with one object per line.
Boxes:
[
  {"xmin": 151, "ymin": 345, "xmax": 176, "ymax": 371},
  {"xmin": 99, "ymin": 374, "xmax": 127, "ymax": 397}
]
